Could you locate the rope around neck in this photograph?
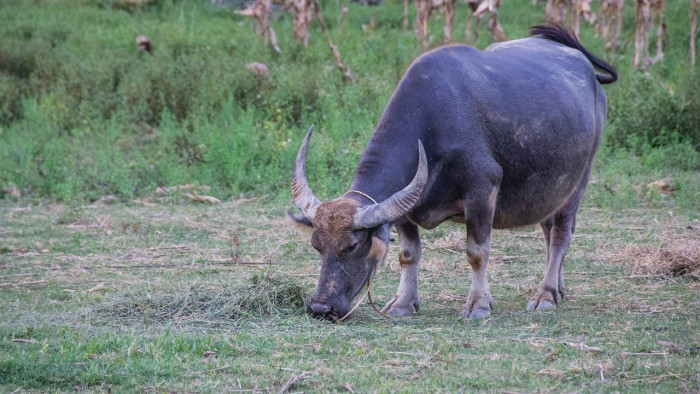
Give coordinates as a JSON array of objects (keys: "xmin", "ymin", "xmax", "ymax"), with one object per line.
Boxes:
[{"xmin": 347, "ymin": 189, "xmax": 377, "ymax": 205}]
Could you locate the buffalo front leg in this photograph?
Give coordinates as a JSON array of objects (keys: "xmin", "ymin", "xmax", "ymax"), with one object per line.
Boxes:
[
  {"xmin": 381, "ymin": 219, "xmax": 421, "ymax": 317},
  {"xmin": 461, "ymin": 187, "xmax": 498, "ymax": 319}
]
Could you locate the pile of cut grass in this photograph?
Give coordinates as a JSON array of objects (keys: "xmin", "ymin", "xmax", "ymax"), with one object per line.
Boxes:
[
  {"xmin": 90, "ymin": 273, "xmax": 309, "ymax": 327},
  {"xmin": 614, "ymin": 227, "xmax": 700, "ymax": 280}
]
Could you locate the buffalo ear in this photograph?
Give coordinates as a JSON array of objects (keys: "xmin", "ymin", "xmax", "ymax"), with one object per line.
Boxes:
[
  {"xmin": 373, "ymin": 223, "xmax": 391, "ymax": 243},
  {"xmin": 286, "ymin": 210, "xmax": 314, "ymax": 235}
]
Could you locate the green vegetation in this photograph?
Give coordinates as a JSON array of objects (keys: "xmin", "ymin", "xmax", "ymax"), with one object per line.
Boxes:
[
  {"xmin": 1, "ymin": 0, "xmax": 699, "ymax": 392},
  {"xmin": 1, "ymin": 198, "xmax": 698, "ymax": 392},
  {"xmin": 1, "ymin": 0, "xmax": 698, "ymax": 203},
  {"xmin": 0, "ymin": 196, "xmax": 700, "ymax": 392}
]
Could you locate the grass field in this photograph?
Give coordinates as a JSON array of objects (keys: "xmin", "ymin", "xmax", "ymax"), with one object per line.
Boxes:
[
  {"xmin": 1, "ymin": 0, "xmax": 700, "ymax": 391},
  {"xmin": 1, "ymin": 193, "xmax": 699, "ymax": 392}
]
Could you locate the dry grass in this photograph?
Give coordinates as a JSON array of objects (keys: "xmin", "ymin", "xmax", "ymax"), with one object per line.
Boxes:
[
  {"xmin": 89, "ymin": 273, "xmax": 309, "ymax": 327},
  {"xmin": 613, "ymin": 225, "xmax": 700, "ymax": 280}
]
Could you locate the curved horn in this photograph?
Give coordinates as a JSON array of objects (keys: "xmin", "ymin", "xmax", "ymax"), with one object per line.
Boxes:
[
  {"xmin": 354, "ymin": 141, "xmax": 428, "ymax": 229},
  {"xmin": 292, "ymin": 125, "xmax": 321, "ymax": 221}
]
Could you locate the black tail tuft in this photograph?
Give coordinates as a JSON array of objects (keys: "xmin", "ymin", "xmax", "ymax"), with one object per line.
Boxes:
[{"xmin": 529, "ymin": 22, "xmax": 618, "ymax": 84}]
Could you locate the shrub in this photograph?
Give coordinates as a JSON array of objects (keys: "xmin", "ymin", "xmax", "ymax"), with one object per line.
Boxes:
[{"xmin": 607, "ymin": 71, "xmax": 700, "ymax": 153}]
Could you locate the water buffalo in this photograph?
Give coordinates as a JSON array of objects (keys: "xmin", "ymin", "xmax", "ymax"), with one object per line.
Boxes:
[{"xmin": 288, "ymin": 23, "xmax": 617, "ymax": 321}]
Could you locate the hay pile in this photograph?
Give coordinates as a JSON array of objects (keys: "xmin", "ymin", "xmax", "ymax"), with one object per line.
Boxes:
[
  {"xmin": 614, "ymin": 229, "xmax": 700, "ymax": 280},
  {"xmin": 91, "ymin": 273, "xmax": 309, "ymax": 326}
]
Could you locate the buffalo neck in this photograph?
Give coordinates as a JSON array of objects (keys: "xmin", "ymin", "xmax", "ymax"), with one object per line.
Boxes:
[{"xmin": 349, "ymin": 116, "xmax": 427, "ymax": 206}]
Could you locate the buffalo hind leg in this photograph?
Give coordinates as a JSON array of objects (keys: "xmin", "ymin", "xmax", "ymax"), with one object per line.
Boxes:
[
  {"xmin": 527, "ymin": 181, "xmax": 587, "ymax": 311},
  {"xmin": 381, "ymin": 219, "xmax": 421, "ymax": 317},
  {"xmin": 461, "ymin": 187, "xmax": 498, "ymax": 319}
]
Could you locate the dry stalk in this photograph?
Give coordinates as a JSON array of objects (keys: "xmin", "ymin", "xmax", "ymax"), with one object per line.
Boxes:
[
  {"xmin": 286, "ymin": 0, "xmax": 317, "ymax": 47},
  {"xmin": 417, "ymin": 0, "xmax": 477, "ymax": 49},
  {"xmin": 313, "ymin": 2, "xmax": 357, "ymax": 83},
  {"xmin": 570, "ymin": 0, "xmax": 595, "ymax": 36},
  {"xmin": 11, "ymin": 338, "xmax": 39, "ymax": 344},
  {"xmin": 634, "ymin": 0, "xmax": 665, "ymax": 69},
  {"xmin": 533, "ymin": 0, "xmax": 594, "ymax": 37},
  {"xmin": 692, "ymin": 0, "xmax": 698, "ymax": 65},
  {"xmin": 277, "ymin": 370, "xmax": 312, "ymax": 394},
  {"xmin": 563, "ymin": 341, "xmax": 602, "ymax": 352},
  {"xmin": 465, "ymin": 0, "xmax": 506, "ymax": 44},
  {"xmin": 597, "ymin": 0, "xmax": 625, "ymax": 52},
  {"xmin": 403, "ymin": 0, "xmax": 410, "ymax": 31},
  {"xmin": 536, "ymin": 0, "xmax": 567, "ymax": 24},
  {"xmin": 0, "ymin": 279, "xmax": 47, "ymax": 288},
  {"xmin": 339, "ymin": 6, "xmax": 348, "ymax": 34},
  {"xmin": 236, "ymin": 0, "xmax": 281, "ymax": 53}
]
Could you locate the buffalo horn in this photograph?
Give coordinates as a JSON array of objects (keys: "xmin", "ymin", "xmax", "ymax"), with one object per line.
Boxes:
[
  {"xmin": 354, "ymin": 141, "xmax": 428, "ymax": 229},
  {"xmin": 291, "ymin": 125, "xmax": 321, "ymax": 221}
]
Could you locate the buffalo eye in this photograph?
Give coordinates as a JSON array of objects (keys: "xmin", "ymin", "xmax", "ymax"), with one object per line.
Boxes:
[{"xmin": 338, "ymin": 243, "xmax": 357, "ymax": 257}]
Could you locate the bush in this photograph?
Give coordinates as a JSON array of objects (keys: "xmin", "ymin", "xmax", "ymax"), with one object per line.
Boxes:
[{"xmin": 607, "ymin": 71, "xmax": 700, "ymax": 153}]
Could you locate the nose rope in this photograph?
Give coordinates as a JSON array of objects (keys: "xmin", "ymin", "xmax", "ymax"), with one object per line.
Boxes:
[{"xmin": 335, "ymin": 262, "xmax": 389, "ymax": 322}]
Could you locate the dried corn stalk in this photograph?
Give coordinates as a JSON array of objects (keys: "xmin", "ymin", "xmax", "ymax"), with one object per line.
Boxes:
[
  {"xmin": 692, "ymin": 0, "xmax": 698, "ymax": 65},
  {"xmin": 415, "ymin": 0, "xmax": 458, "ymax": 50},
  {"xmin": 339, "ymin": 6, "xmax": 349, "ymax": 34},
  {"xmin": 543, "ymin": 0, "xmax": 567, "ymax": 24},
  {"xmin": 534, "ymin": 0, "xmax": 593, "ymax": 36},
  {"xmin": 285, "ymin": 0, "xmax": 318, "ymax": 47},
  {"xmin": 403, "ymin": 0, "xmax": 410, "ymax": 31},
  {"xmin": 465, "ymin": 0, "xmax": 506, "ymax": 44},
  {"xmin": 568, "ymin": 0, "xmax": 596, "ymax": 36},
  {"xmin": 634, "ymin": 0, "xmax": 665, "ymax": 69},
  {"xmin": 443, "ymin": 0, "xmax": 457, "ymax": 44},
  {"xmin": 596, "ymin": 0, "xmax": 625, "ymax": 52},
  {"xmin": 313, "ymin": 2, "xmax": 357, "ymax": 83},
  {"xmin": 579, "ymin": 0, "xmax": 595, "ymax": 24},
  {"xmin": 236, "ymin": 0, "xmax": 281, "ymax": 53}
]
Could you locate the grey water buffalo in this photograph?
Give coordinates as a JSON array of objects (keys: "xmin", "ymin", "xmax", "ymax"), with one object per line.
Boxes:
[{"xmin": 288, "ymin": 23, "xmax": 617, "ymax": 321}]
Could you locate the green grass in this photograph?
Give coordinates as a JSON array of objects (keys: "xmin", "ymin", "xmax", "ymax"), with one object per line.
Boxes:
[
  {"xmin": 1, "ymin": 195, "xmax": 698, "ymax": 392},
  {"xmin": 1, "ymin": 0, "xmax": 698, "ymax": 202}
]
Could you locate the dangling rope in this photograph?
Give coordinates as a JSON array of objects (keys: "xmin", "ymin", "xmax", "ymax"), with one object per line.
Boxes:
[
  {"xmin": 334, "ymin": 258, "xmax": 389, "ymax": 323},
  {"xmin": 331, "ymin": 189, "xmax": 390, "ymax": 322}
]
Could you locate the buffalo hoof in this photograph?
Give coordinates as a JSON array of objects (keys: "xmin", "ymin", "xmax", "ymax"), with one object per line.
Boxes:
[
  {"xmin": 526, "ymin": 299, "xmax": 556, "ymax": 311},
  {"xmin": 526, "ymin": 285, "xmax": 561, "ymax": 312},
  {"xmin": 381, "ymin": 295, "xmax": 419, "ymax": 317},
  {"xmin": 461, "ymin": 293, "xmax": 493, "ymax": 319}
]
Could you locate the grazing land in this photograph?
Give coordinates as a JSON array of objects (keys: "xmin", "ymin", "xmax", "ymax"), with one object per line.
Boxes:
[
  {"xmin": 1, "ymin": 194, "xmax": 699, "ymax": 392},
  {"xmin": 1, "ymin": 0, "xmax": 699, "ymax": 391}
]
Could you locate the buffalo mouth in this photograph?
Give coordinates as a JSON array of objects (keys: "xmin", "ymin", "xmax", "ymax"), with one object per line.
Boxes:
[
  {"xmin": 308, "ymin": 300, "xmax": 345, "ymax": 321},
  {"xmin": 308, "ymin": 268, "xmax": 375, "ymax": 322}
]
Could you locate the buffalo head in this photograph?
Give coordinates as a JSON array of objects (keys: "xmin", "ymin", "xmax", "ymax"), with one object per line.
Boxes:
[{"xmin": 288, "ymin": 126, "xmax": 428, "ymax": 321}]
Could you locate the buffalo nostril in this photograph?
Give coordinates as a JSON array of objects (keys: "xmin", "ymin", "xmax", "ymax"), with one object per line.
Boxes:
[{"xmin": 309, "ymin": 301, "xmax": 332, "ymax": 318}]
